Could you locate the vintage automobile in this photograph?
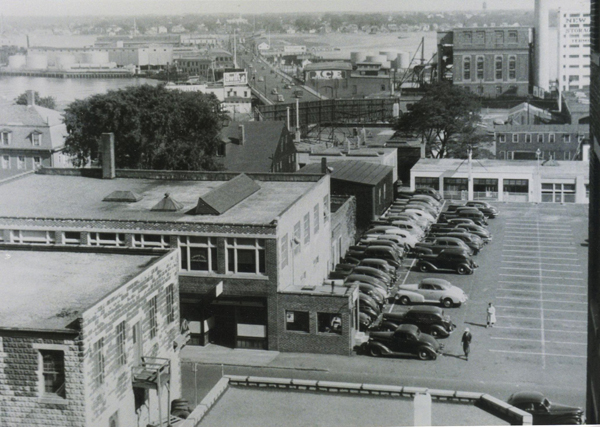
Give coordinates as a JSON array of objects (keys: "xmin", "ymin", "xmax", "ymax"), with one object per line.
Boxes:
[
  {"xmin": 465, "ymin": 200, "xmax": 499, "ymax": 218},
  {"xmin": 345, "ymin": 273, "xmax": 388, "ymax": 293},
  {"xmin": 455, "ymin": 223, "xmax": 492, "ymax": 242},
  {"xmin": 415, "ymin": 236, "xmax": 474, "ymax": 256},
  {"xmin": 375, "ymin": 305, "xmax": 456, "ymax": 338},
  {"xmin": 507, "ymin": 391, "xmax": 585, "ymax": 425},
  {"xmin": 382, "ymin": 212, "xmax": 430, "ymax": 230},
  {"xmin": 363, "ymin": 232, "xmax": 418, "ymax": 250},
  {"xmin": 414, "ymin": 187, "xmax": 443, "ymax": 201},
  {"xmin": 394, "ymin": 278, "xmax": 468, "ymax": 307},
  {"xmin": 362, "ymin": 324, "xmax": 443, "ymax": 360},
  {"xmin": 416, "ymin": 248, "xmax": 478, "ymax": 275},
  {"xmin": 353, "ymin": 266, "xmax": 394, "ymax": 286},
  {"xmin": 359, "ymin": 258, "xmax": 397, "ymax": 279}
]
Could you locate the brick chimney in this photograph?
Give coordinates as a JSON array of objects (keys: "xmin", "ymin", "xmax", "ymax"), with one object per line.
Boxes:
[
  {"xmin": 321, "ymin": 157, "xmax": 328, "ymax": 174},
  {"xmin": 26, "ymin": 90, "xmax": 35, "ymax": 107},
  {"xmin": 238, "ymin": 124, "xmax": 245, "ymax": 145},
  {"xmin": 101, "ymin": 133, "xmax": 116, "ymax": 179}
]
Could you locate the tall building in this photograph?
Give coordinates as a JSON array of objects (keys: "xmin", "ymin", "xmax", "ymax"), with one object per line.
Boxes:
[
  {"xmin": 558, "ymin": 6, "xmax": 591, "ymax": 92},
  {"xmin": 587, "ymin": 0, "xmax": 600, "ymax": 423}
]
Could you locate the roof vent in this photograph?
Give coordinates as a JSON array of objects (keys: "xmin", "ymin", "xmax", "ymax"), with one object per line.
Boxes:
[
  {"xmin": 193, "ymin": 173, "xmax": 260, "ymax": 215},
  {"xmin": 151, "ymin": 193, "xmax": 184, "ymax": 212},
  {"xmin": 103, "ymin": 190, "xmax": 143, "ymax": 202}
]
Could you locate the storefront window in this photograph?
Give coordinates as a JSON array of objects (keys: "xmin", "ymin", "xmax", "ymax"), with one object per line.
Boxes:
[
  {"xmin": 318, "ymin": 313, "xmax": 342, "ymax": 334},
  {"xmin": 286, "ymin": 310, "xmax": 309, "ymax": 332},
  {"xmin": 504, "ymin": 179, "xmax": 529, "ymax": 193},
  {"xmin": 415, "ymin": 177, "xmax": 440, "ymax": 190},
  {"xmin": 179, "ymin": 236, "xmax": 217, "ymax": 272},
  {"xmin": 226, "ymin": 238, "xmax": 266, "ymax": 274}
]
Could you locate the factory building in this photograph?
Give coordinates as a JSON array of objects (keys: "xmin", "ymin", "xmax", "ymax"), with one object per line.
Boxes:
[{"xmin": 558, "ymin": 7, "xmax": 591, "ymax": 92}]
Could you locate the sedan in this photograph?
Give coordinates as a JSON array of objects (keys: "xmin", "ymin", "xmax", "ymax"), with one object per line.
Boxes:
[
  {"xmin": 395, "ymin": 278, "xmax": 468, "ymax": 307},
  {"xmin": 507, "ymin": 391, "xmax": 585, "ymax": 425}
]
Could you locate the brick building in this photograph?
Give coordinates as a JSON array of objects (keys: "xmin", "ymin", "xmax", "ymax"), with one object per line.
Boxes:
[
  {"xmin": 438, "ymin": 27, "xmax": 533, "ymax": 97},
  {"xmin": 302, "ymin": 62, "xmax": 393, "ymax": 98},
  {"xmin": 0, "ymin": 247, "xmax": 183, "ymax": 427},
  {"xmin": 0, "ymin": 136, "xmax": 358, "ymax": 355}
]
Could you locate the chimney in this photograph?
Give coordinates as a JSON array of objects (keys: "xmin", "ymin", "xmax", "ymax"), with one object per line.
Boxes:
[
  {"xmin": 321, "ymin": 157, "xmax": 328, "ymax": 174},
  {"xmin": 26, "ymin": 90, "xmax": 35, "ymax": 107},
  {"xmin": 101, "ymin": 133, "xmax": 116, "ymax": 179},
  {"xmin": 238, "ymin": 125, "xmax": 245, "ymax": 145}
]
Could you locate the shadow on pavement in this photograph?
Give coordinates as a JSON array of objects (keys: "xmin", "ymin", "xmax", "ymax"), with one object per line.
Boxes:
[
  {"xmin": 442, "ymin": 352, "xmax": 467, "ymax": 361},
  {"xmin": 464, "ymin": 321, "xmax": 487, "ymax": 328}
]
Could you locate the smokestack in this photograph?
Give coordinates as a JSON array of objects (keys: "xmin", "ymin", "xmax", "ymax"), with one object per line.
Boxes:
[
  {"xmin": 535, "ymin": 0, "xmax": 550, "ymax": 91},
  {"xmin": 286, "ymin": 107, "xmax": 290, "ymax": 131},
  {"xmin": 238, "ymin": 124, "xmax": 245, "ymax": 145},
  {"xmin": 26, "ymin": 90, "xmax": 35, "ymax": 107},
  {"xmin": 321, "ymin": 157, "xmax": 328, "ymax": 174},
  {"xmin": 101, "ymin": 133, "xmax": 116, "ymax": 179}
]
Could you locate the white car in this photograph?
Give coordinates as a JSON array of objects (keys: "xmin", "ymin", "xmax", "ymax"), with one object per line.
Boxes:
[
  {"xmin": 384, "ymin": 213, "xmax": 430, "ymax": 231},
  {"xmin": 395, "ymin": 278, "xmax": 468, "ymax": 308},
  {"xmin": 390, "ymin": 220, "xmax": 426, "ymax": 239},
  {"xmin": 403, "ymin": 208, "xmax": 436, "ymax": 223},
  {"xmin": 363, "ymin": 232, "xmax": 419, "ymax": 249}
]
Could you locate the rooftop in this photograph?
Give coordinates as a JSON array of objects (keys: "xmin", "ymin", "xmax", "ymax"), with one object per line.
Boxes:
[
  {"xmin": 494, "ymin": 123, "xmax": 589, "ymax": 132},
  {"xmin": 0, "ymin": 249, "xmax": 159, "ymax": 331},
  {"xmin": 300, "ymin": 160, "xmax": 393, "ymax": 186},
  {"xmin": 0, "ymin": 172, "xmax": 319, "ymax": 225},
  {"xmin": 304, "ymin": 62, "xmax": 353, "ymax": 71}
]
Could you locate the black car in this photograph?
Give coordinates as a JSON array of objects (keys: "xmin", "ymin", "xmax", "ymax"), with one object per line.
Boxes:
[
  {"xmin": 507, "ymin": 391, "xmax": 585, "ymax": 425},
  {"xmin": 375, "ymin": 306, "xmax": 456, "ymax": 338},
  {"xmin": 465, "ymin": 201, "xmax": 499, "ymax": 218},
  {"xmin": 362, "ymin": 324, "xmax": 443, "ymax": 360},
  {"xmin": 416, "ymin": 248, "xmax": 478, "ymax": 275}
]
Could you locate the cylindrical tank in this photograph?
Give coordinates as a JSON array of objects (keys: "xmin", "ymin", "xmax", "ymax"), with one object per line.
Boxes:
[
  {"xmin": 350, "ymin": 51, "xmax": 367, "ymax": 65},
  {"xmin": 397, "ymin": 52, "xmax": 410, "ymax": 69},
  {"xmin": 381, "ymin": 61, "xmax": 391, "ymax": 69},
  {"xmin": 366, "ymin": 54, "xmax": 387, "ymax": 64},
  {"xmin": 380, "ymin": 50, "xmax": 399, "ymax": 61},
  {"xmin": 26, "ymin": 54, "xmax": 48, "ymax": 70},
  {"xmin": 8, "ymin": 55, "xmax": 26, "ymax": 69},
  {"xmin": 55, "ymin": 54, "xmax": 76, "ymax": 70}
]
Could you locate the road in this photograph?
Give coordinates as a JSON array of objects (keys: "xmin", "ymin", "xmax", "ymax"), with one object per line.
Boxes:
[{"xmin": 181, "ymin": 203, "xmax": 588, "ymax": 418}]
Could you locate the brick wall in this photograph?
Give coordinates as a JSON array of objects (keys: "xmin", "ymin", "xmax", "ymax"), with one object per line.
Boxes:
[
  {"xmin": 80, "ymin": 250, "xmax": 181, "ymax": 427},
  {"xmin": 331, "ymin": 195, "xmax": 357, "ymax": 266},
  {"xmin": 276, "ymin": 291, "xmax": 355, "ymax": 356}
]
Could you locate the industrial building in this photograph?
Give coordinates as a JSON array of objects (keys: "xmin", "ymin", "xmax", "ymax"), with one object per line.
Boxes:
[
  {"xmin": 0, "ymin": 135, "xmax": 359, "ymax": 355},
  {"xmin": 0, "ymin": 246, "xmax": 184, "ymax": 427}
]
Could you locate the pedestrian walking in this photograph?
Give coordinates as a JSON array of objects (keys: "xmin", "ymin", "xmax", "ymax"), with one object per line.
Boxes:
[
  {"xmin": 461, "ymin": 328, "xmax": 472, "ymax": 361},
  {"xmin": 486, "ymin": 303, "xmax": 496, "ymax": 328}
]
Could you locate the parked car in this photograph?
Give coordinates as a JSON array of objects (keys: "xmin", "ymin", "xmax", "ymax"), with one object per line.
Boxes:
[
  {"xmin": 342, "ymin": 256, "xmax": 361, "ymax": 266},
  {"xmin": 415, "ymin": 236, "xmax": 474, "ymax": 256},
  {"xmin": 376, "ymin": 305, "xmax": 456, "ymax": 338},
  {"xmin": 329, "ymin": 264, "xmax": 355, "ymax": 280},
  {"xmin": 456, "ymin": 210, "xmax": 488, "ymax": 226},
  {"xmin": 394, "ymin": 278, "xmax": 468, "ymax": 307},
  {"xmin": 383, "ymin": 213, "xmax": 430, "ymax": 230},
  {"xmin": 284, "ymin": 84, "xmax": 292, "ymax": 89},
  {"xmin": 403, "ymin": 208, "xmax": 436, "ymax": 223},
  {"xmin": 455, "ymin": 223, "xmax": 492, "ymax": 242},
  {"xmin": 364, "ymin": 233, "xmax": 417, "ymax": 250},
  {"xmin": 345, "ymin": 281, "xmax": 386, "ymax": 305},
  {"xmin": 447, "ymin": 218, "xmax": 478, "ymax": 227},
  {"xmin": 389, "ymin": 220, "xmax": 426, "ymax": 239},
  {"xmin": 360, "ymin": 246, "xmax": 403, "ymax": 268},
  {"xmin": 353, "ymin": 266, "xmax": 393, "ymax": 286},
  {"xmin": 293, "ymin": 89, "xmax": 303, "ymax": 98},
  {"xmin": 416, "ymin": 248, "xmax": 478, "ymax": 275},
  {"xmin": 507, "ymin": 391, "xmax": 585, "ymax": 425},
  {"xmin": 359, "ymin": 292, "xmax": 382, "ymax": 313},
  {"xmin": 402, "ymin": 203, "xmax": 438, "ymax": 218},
  {"xmin": 360, "ymin": 304, "xmax": 380, "ymax": 322},
  {"xmin": 276, "ymin": 94, "xmax": 285, "ymax": 102},
  {"xmin": 271, "ymin": 88, "xmax": 278, "ymax": 94},
  {"xmin": 443, "ymin": 232, "xmax": 484, "ymax": 254},
  {"xmin": 258, "ymin": 76, "xmax": 265, "ymax": 82},
  {"xmin": 410, "ymin": 194, "xmax": 442, "ymax": 207},
  {"xmin": 345, "ymin": 274, "xmax": 388, "ymax": 292},
  {"xmin": 465, "ymin": 201, "xmax": 499, "ymax": 218},
  {"xmin": 408, "ymin": 197, "xmax": 441, "ymax": 212},
  {"xmin": 414, "ymin": 187, "xmax": 443, "ymax": 201},
  {"xmin": 359, "ymin": 258, "xmax": 397, "ymax": 278},
  {"xmin": 362, "ymin": 324, "xmax": 443, "ymax": 360}
]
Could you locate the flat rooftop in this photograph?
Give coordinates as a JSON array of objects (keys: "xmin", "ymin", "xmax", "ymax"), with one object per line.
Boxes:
[
  {"xmin": 0, "ymin": 173, "xmax": 317, "ymax": 225},
  {"xmin": 197, "ymin": 387, "xmax": 507, "ymax": 427},
  {"xmin": 0, "ymin": 249, "xmax": 159, "ymax": 331}
]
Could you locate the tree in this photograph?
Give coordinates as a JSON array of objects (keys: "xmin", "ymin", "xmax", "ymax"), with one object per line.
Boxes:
[
  {"xmin": 62, "ymin": 84, "xmax": 229, "ymax": 171},
  {"xmin": 394, "ymin": 82, "xmax": 481, "ymax": 158},
  {"xmin": 14, "ymin": 91, "xmax": 57, "ymax": 110}
]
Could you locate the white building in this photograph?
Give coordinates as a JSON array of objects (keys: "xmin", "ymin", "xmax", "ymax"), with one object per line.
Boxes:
[{"xmin": 558, "ymin": 6, "xmax": 591, "ymax": 92}]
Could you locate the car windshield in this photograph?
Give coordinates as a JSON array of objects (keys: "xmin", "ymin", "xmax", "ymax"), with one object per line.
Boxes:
[{"xmin": 543, "ymin": 398, "xmax": 551, "ymax": 409}]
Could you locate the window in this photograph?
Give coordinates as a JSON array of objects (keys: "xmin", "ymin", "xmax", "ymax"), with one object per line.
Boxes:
[
  {"xmin": 179, "ymin": 236, "xmax": 217, "ymax": 272},
  {"xmin": 17, "ymin": 156, "xmax": 25, "ymax": 169},
  {"xmin": 495, "ymin": 31, "xmax": 504, "ymax": 44},
  {"xmin": 116, "ymin": 321, "xmax": 126, "ymax": 367},
  {"xmin": 525, "ymin": 134, "xmax": 532, "ymax": 143},
  {"xmin": 40, "ymin": 350, "xmax": 65, "ymax": 397},
  {"xmin": 463, "ymin": 56, "xmax": 471, "ymax": 80},
  {"xmin": 318, "ymin": 313, "xmax": 342, "ymax": 334},
  {"xmin": 1, "ymin": 155, "xmax": 8, "ymax": 169},
  {"xmin": 303, "ymin": 213, "xmax": 310, "ymax": 245},
  {"xmin": 323, "ymin": 195, "xmax": 329, "ymax": 222},
  {"xmin": 33, "ymin": 156, "xmax": 42, "ymax": 168},
  {"xmin": 313, "ymin": 204, "xmax": 320, "ymax": 235},
  {"xmin": 563, "ymin": 134, "xmax": 571, "ymax": 143},
  {"xmin": 1, "ymin": 131, "xmax": 11, "ymax": 145},
  {"xmin": 280, "ymin": 234, "xmax": 289, "ymax": 269},
  {"xmin": 92, "ymin": 338, "xmax": 105, "ymax": 387},
  {"xmin": 166, "ymin": 284, "xmax": 175, "ymax": 324},
  {"xmin": 88, "ymin": 232, "xmax": 125, "ymax": 247},
  {"xmin": 498, "ymin": 134, "xmax": 506, "ymax": 143},
  {"xmin": 63, "ymin": 231, "xmax": 80, "ymax": 245},
  {"xmin": 133, "ymin": 234, "xmax": 171, "ymax": 248},
  {"xmin": 508, "ymin": 31, "xmax": 518, "ymax": 43},
  {"xmin": 109, "ymin": 411, "xmax": 120, "ymax": 427},
  {"xmin": 549, "ymin": 133, "xmax": 555, "ymax": 143},
  {"xmin": 503, "ymin": 179, "xmax": 529, "ymax": 193},
  {"xmin": 495, "ymin": 56, "xmax": 503, "ymax": 80},
  {"xmin": 12, "ymin": 230, "xmax": 55, "ymax": 244},
  {"xmin": 508, "ymin": 56, "xmax": 516, "ymax": 80},
  {"xmin": 286, "ymin": 310, "xmax": 309, "ymax": 332},
  {"xmin": 226, "ymin": 238, "xmax": 266, "ymax": 274},
  {"xmin": 415, "ymin": 177, "xmax": 440, "ymax": 190},
  {"xmin": 31, "ymin": 132, "xmax": 42, "ymax": 146},
  {"xmin": 293, "ymin": 222, "xmax": 301, "ymax": 254},
  {"xmin": 537, "ymin": 134, "xmax": 544, "ymax": 143},
  {"xmin": 476, "ymin": 56, "xmax": 484, "ymax": 80},
  {"xmin": 149, "ymin": 296, "xmax": 158, "ymax": 339},
  {"xmin": 512, "ymin": 134, "xmax": 518, "ymax": 143},
  {"xmin": 463, "ymin": 32, "xmax": 472, "ymax": 44}
]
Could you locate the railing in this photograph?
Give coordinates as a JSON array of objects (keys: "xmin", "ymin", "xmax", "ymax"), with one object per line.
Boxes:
[
  {"xmin": 503, "ymin": 192, "xmax": 529, "ymax": 202},
  {"xmin": 132, "ymin": 357, "xmax": 171, "ymax": 390},
  {"xmin": 473, "ymin": 191, "xmax": 499, "ymax": 201},
  {"xmin": 442, "ymin": 190, "xmax": 467, "ymax": 201}
]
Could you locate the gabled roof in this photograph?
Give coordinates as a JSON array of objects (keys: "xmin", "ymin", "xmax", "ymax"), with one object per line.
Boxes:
[
  {"xmin": 221, "ymin": 121, "xmax": 289, "ymax": 172},
  {"xmin": 0, "ymin": 104, "xmax": 67, "ymax": 151},
  {"xmin": 194, "ymin": 173, "xmax": 260, "ymax": 215},
  {"xmin": 300, "ymin": 160, "xmax": 393, "ymax": 186}
]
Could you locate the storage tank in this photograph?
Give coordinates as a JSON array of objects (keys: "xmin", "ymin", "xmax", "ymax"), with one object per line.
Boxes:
[
  {"xmin": 366, "ymin": 54, "xmax": 386, "ymax": 64},
  {"xmin": 55, "ymin": 54, "xmax": 76, "ymax": 70},
  {"xmin": 8, "ymin": 55, "xmax": 26, "ymax": 69},
  {"xmin": 397, "ymin": 52, "xmax": 410, "ymax": 69},
  {"xmin": 26, "ymin": 54, "xmax": 48, "ymax": 70},
  {"xmin": 350, "ymin": 51, "xmax": 367, "ymax": 65},
  {"xmin": 380, "ymin": 50, "xmax": 399, "ymax": 61},
  {"xmin": 381, "ymin": 61, "xmax": 392, "ymax": 69}
]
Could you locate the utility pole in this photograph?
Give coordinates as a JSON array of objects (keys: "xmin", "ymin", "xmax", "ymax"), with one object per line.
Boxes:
[{"xmin": 467, "ymin": 145, "xmax": 473, "ymax": 201}]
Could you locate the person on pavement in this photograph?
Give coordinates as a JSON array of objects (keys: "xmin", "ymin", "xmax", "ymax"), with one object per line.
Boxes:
[
  {"xmin": 461, "ymin": 328, "xmax": 472, "ymax": 361},
  {"xmin": 487, "ymin": 302, "xmax": 496, "ymax": 328}
]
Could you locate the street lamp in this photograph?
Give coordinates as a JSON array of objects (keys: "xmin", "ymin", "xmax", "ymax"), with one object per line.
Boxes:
[{"xmin": 536, "ymin": 148, "xmax": 541, "ymax": 203}]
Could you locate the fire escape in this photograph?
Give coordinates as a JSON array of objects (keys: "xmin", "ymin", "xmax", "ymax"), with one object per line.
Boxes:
[{"xmin": 132, "ymin": 357, "xmax": 172, "ymax": 427}]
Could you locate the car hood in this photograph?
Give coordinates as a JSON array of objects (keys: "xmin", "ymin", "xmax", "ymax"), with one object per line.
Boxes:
[
  {"xmin": 399, "ymin": 284, "xmax": 419, "ymax": 291},
  {"xmin": 548, "ymin": 403, "xmax": 584, "ymax": 416},
  {"xmin": 419, "ymin": 333, "xmax": 441, "ymax": 349}
]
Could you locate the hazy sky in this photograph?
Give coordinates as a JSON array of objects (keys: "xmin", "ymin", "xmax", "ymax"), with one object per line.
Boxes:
[{"xmin": 1, "ymin": 0, "xmax": 537, "ymax": 17}]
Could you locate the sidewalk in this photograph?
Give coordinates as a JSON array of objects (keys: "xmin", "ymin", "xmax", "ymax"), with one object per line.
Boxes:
[{"xmin": 181, "ymin": 344, "xmax": 280, "ymax": 367}]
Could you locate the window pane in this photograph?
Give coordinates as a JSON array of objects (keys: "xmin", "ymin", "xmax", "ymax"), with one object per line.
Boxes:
[
  {"xmin": 237, "ymin": 249, "xmax": 256, "ymax": 273},
  {"xmin": 228, "ymin": 248, "xmax": 235, "ymax": 272},
  {"xmin": 180, "ymin": 247, "xmax": 189, "ymax": 270},
  {"xmin": 211, "ymin": 247, "xmax": 218, "ymax": 272},
  {"xmin": 189, "ymin": 236, "xmax": 208, "ymax": 245},
  {"xmin": 286, "ymin": 311, "xmax": 310, "ymax": 332},
  {"xmin": 189, "ymin": 247, "xmax": 209, "ymax": 271},
  {"xmin": 236, "ymin": 238, "xmax": 255, "ymax": 247}
]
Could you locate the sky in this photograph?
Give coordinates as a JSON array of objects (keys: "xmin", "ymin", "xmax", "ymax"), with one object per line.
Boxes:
[{"xmin": 1, "ymin": 0, "xmax": 538, "ymax": 17}]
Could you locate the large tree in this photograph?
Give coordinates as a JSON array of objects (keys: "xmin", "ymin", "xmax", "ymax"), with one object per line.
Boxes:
[
  {"xmin": 62, "ymin": 84, "xmax": 228, "ymax": 171},
  {"xmin": 394, "ymin": 82, "xmax": 481, "ymax": 158},
  {"xmin": 14, "ymin": 91, "xmax": 57, "ymax": 110}
]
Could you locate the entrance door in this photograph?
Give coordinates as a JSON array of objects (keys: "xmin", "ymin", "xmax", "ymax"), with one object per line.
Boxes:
[
  {"xmin": 132, "ymin": 322, "xmax": 143, "ymax": 365},
  {"xmin": 211, "ymin": 307, "xmax": 236, "ymax": 348}
]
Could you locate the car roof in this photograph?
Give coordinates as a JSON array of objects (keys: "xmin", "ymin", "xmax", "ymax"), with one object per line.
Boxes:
[
  {"xmin": 508, "ymin": 391, "xmax": 545, "ymax": 405},
  {"xmin": 396, "ymin": 324, "xmax": 419, "ymax": 333},
  {"xmin": 361, "ymin": 258, "xmax": 388, "ymax": 265},
  {"xmin": 420, "ymin": 278, "xmax": 451, "ymax": 287},
  {"xmin": 408, "ymin": 305, "xmax": 444, "ymax": 315}
]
